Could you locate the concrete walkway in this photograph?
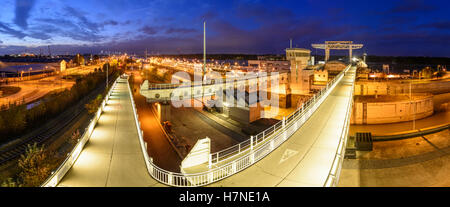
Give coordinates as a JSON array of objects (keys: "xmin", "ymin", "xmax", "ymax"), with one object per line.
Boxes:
[
  {"xmin": 58, "ymin": 78, "xmax": 159, "ymax": 187},
  {"xmin": 208, "ymin": 67, "xmax": 357, "ymax": 187},
  {"xmin": 56, "ymin": 65, "xmax": 356, "ymax": 187}
]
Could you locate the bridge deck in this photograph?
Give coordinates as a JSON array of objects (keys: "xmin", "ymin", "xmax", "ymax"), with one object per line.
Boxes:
[
  {"xmin": 58, "ymin": 78, "xmax": 160, "ymax": 187},
  {"xmin": 56, "ymin": 66, "xmax": 355, "ymax": 187},
  {"xmin": 208, "ymin": 67, "xmax": 356, "ymax": 187}
]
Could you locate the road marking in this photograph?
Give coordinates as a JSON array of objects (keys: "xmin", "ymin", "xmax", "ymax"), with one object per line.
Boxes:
[{"xmin": 279, "ymin": 149, "xmax": 298, "ymax": 164}]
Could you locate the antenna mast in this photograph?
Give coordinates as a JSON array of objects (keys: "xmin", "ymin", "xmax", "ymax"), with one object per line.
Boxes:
[{"xmin": 203, "ymin": 21, "xmax": 206, "ymax": 77}]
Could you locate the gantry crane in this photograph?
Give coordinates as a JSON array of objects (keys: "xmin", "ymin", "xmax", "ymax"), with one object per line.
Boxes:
[{"xmin": 311, "ymin": 41, "xmax": 363, "ymax": 62}]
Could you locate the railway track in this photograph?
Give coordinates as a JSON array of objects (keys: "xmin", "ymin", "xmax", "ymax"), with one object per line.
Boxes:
[{"xmin": 0, "ymin": 78, "xmax": 115, "ymax": 165}]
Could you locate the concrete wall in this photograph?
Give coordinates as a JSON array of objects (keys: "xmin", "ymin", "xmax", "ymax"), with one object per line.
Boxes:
[
  {"xmin": 355, "ymin": 79, "xmax": 450, "ymax": 95},
  {"xmin": 351, "ymin": 96, "xmax": 434, "ymax": 124}
]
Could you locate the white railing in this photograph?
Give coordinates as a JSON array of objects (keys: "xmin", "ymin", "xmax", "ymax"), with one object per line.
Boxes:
[
  {"xmin": 129, "ymin": 65, "xmax": 354, "ymax": 187},
  {"xmin": 146, "ymin": 73, "xmax": 271, "ymax": 90},
  {"xmin": 323, "ymin": 68, "xmax": 356, "ymax": 187},
  {"xmin": 41, "ymin": 76, "xmax": 120, "ymax": 187}
]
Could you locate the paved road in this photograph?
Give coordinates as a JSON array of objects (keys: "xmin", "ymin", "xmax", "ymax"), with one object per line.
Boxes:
[
  {"xmin": 0, "ymin": 76, "xmax": 74, "ymax": 107},
  {"xmin": 131, "ymin": 71, "xmax": 182, "ymax": 172},
  {"xmin": 58, "ymin": 78, "xmax": 159, "ymax": 187},
  {"xmin": 208, "ymin": 67, "xmax": 356, "ymax": 187}
]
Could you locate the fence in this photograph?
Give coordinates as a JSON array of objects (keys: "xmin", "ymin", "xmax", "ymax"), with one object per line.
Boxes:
[{"xmin": 146, "ymin": 73, "xmax": 271, "ymax": 90}]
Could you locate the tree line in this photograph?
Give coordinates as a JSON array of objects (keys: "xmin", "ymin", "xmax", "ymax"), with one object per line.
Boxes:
[{"xmin": 0, "ymin": 64, "xmax": 119, "ymax": 144}]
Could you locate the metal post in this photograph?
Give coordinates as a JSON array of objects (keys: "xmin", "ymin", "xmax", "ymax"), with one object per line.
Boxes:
[
  {"xmin": 410, "ymin": 81, "xmax": 415, "ymax": 130},
  {"xmin": 349, "ymin": 47, "xmax": 353, "ymax": 63},
  {"xmin": 203, "ymin": 21, "xmax": 206, "ymax": 76},
  {"xmin": 208, "ymin": 154, "xmax": 212, "ymax": 168},
  {"xmin": 250, "ymin": 136, "xmax": 254, "ymax": 151},
  {"xmin": 106, "ymin": 64, "xmax": 109, "ymax": 89}
]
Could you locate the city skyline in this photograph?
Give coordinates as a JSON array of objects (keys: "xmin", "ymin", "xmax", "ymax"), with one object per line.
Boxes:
[{"xmin": 0, "ymin": 0, "xmax": 449, "ymax": 56}]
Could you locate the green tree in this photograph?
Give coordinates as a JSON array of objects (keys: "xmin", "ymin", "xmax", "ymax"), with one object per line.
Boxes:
[
  {"xmin": 421, "ymin": 67, "xmax": 433, "ymax": 79},
  {"xmin": 1, "ymin": 178, "xmax": 21, "ymax": 187},
  {"xmin": 17, "ymin": 143, "xmax": 52, "ymax": 187},
  {"xmin": 85, "ymin": 94, "xmax": 103, "ymax": 114}
]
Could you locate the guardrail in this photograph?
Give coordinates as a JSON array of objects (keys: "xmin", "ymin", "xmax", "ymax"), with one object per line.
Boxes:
[
  {"xmin": 146, "ymin": 73, "xmax": 271, "ymax": 90},
  {"xmin": 130, "ymin": 65, "xmax": 353, "ymax": 186},
  {"xmin": 323, "ymin": 68, "xmax": 355, "ymax": 187},
  {"xmin": 41, "ymin": 76, "xmax": 120, "ymax": 187}
]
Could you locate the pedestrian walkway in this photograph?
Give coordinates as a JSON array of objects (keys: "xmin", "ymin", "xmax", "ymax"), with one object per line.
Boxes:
[
  {"xmin": 207, "ymin": 67, "xmax": 357, "ymax": 187},
  {"xmin": 58, "ymin": 78, "xmax": 160, "ymax": 187}
]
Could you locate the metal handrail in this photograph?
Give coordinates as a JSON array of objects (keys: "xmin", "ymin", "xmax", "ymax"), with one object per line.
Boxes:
[
  {"xmin": 41, "ymin": 76, "xmax": 121, "ymax": 187},
  {"xmin": 323, "ymin": 68, "xmax": 356, "ymax": 187},
  {"xmin": 210, "ymin": 65, "xmax": 350, "ymax": 164},
  {"xmin": 146, "ymin": 73, "xmax": 271, "ymax": 90}
]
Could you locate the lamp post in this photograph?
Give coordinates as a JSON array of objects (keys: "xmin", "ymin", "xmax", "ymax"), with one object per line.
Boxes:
[
  {"xmin": 29, "ymin": 67, "xmax": 32, "ymax": 80},
  {"xmin": 106, "ymin": 63, "xmax": 109, "ymax": 89},
  {"xmin": 410, "ymin": 80, "xmax": 415, "ymax": 130}
]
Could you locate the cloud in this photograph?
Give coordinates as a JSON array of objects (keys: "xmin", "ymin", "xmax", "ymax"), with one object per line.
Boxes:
[
  {"xmin": 165, "ymin": 27, "xmax": 197, "ymax": 34},
  {"xmin": 140, "ymin": 26, "xmax": 158, "ymax": 35},
  {"xmin": 14, "ymin": 0, "xmax": 36, "ymax": 29},
  {"xmin": 104, "ymin": 20, "xmax": 118, "ymax": 26},
  {"xmin": 418, "ymin": 21, "xmax": 450, "ymax": 30},
  {"xmin": 65, "ymin": 6, "xmax": 100, "ymax": 33},
  {"xmin": 32, "ymin": 17, "xmax": 103, "ymax": 42},
  {"xmin": 122, "ymin": 20, "xmax": 132, "ymax": 25},
  {"xmin": 236, "ymin": 3, "xmax": 295, "ymax": 24},
  {"xmin": 0, "ymin": 22, "xmax": 27, "ymax": 39},
  {"xmin": 389, "ymin": 0, "xmax": 436, "ymax": 13}
]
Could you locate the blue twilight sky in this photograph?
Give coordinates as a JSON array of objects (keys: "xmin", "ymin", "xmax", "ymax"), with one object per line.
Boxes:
[{"xmin": 0, "ymin": 0, "xmax": 449, "ymax": 56}]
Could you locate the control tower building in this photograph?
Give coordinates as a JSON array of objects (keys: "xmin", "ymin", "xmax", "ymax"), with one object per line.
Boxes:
[{"xmin": 286, "ymin": 48, "xmax": 313, "ymax": 95}]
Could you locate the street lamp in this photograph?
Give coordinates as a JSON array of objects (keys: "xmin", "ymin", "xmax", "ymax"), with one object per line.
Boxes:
[
  {"xmin": 410, "ymin": 80, "xmax": 416, "ymax": 130},
  {"xmin": 106, "ymin": 63, "xmax": 109, "ymax": 89},
  {"xmin": 29, "ymin": 67, "xmax": 32, "ymax": 80}
]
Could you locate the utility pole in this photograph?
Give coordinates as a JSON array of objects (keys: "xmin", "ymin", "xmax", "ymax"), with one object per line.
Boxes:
[
  {"xmin": 203, "ymin": 21, "xmax": 206, "ymax": 78},
  {"xmin": 106, "ymin": 63, "xmax": 109, "ymax": 90},
  {"xmin": 410, "ymin": 81, "xmax": 415, "ymax": 130}
]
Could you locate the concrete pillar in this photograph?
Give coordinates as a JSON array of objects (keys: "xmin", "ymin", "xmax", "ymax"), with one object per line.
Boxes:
[{"xmin": 349, "ymin": 48, "xmax": 353, "ymax": 63}]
